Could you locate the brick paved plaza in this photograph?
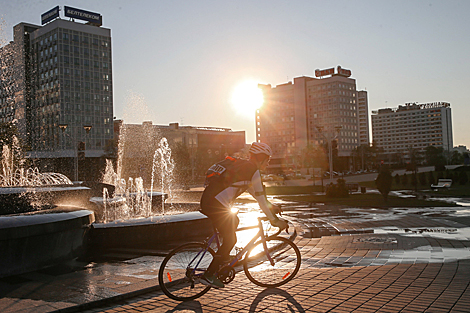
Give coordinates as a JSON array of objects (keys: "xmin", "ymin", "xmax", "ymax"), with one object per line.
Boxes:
[{"xmin": 2, "ymin": 204, "xmax": 470, "ymax": 312}]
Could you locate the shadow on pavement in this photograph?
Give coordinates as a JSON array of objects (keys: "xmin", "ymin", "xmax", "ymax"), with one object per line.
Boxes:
[
  {"xmin": 165, "ymin": 300, "xmax": 202, "ymax": 312},
  {"xmin": 249, "ymin": 288, "xmax": 305, "ymax": 313}
]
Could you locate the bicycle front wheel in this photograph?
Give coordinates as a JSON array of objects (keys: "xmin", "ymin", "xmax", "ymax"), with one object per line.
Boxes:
[
  {"xmin": 243, "ymin": 236, "xmax": 301, "ymax": 288},
  {"xmin": 158, "ymin": 242, "xmax": 215, "ymax": 301}
]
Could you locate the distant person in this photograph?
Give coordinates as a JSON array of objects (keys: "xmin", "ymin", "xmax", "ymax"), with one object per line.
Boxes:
[{"xmin": 199, "ymin": 142, "xmax": 288, "ymax": 288}]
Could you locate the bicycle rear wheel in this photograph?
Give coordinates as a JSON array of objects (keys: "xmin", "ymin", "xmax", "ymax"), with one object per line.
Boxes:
[
  {"xmin": 158, "ymin": 242, "xmax": 215, "ymax": 301},
  {"xmin": 243, "ymin": 236, "xmax": 301, "ymax": 288}
]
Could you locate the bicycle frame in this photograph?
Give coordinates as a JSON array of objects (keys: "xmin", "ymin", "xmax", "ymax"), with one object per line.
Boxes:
[{"xmin": 188, "ymin": 217, "xmax": 278, "ymax": 279}]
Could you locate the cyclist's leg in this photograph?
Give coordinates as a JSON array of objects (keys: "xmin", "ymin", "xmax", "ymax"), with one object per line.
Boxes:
[{"xmin": 205, "ymin": 210, "xmax": 239, "ymax": 275}]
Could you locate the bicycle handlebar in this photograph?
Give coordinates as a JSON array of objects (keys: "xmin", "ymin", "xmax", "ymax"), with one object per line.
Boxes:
[{"xmin": 257, "ymin": 215, "xmax": 288, "ymax": 236}]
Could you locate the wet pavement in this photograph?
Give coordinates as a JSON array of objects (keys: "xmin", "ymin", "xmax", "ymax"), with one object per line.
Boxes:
[{"xmin": 2, "ymin": 200, "xmax": 470, "ymax": 312}]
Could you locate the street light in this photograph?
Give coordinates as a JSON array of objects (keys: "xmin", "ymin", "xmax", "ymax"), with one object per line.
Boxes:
[
  {"xmin": 83, "ymin": 125, "xmax": 92, "ymax": 154},
  {"xmin": 316, "ymin": 125, "xmax": 342, "ymax": 181},
  {"xmin": 58, "ymin": 123, "xmax": 78, "ymax": 181}
]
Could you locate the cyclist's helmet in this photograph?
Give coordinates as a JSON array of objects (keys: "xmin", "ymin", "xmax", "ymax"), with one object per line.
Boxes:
[{"xmin": 249, "ymin": 142, "xmax": 272, "ymax": 157}]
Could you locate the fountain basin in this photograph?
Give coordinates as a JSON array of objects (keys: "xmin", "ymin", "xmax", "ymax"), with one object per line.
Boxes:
[
  {"xmin": 89, "ymin": 211, "xmax": 212, "ymax": 254},
  {"xmin": 0, "ymin": 208, "xmax": 95, "ymax": 278},
  {"xmin": 0, "ymin": 185, "xmax": 92, "ymax": 215}
]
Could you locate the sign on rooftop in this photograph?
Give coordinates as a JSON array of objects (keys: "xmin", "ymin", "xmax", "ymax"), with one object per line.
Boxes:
[
  {"xmin": 315, "ymin": 65, "xmax": 352, "ymax": 78},
  {"xmin": 64, "ymin": 6, "xmax": 102, "ymax": 26},
  {"xmin": 41, "ymin": 6, "xmax": 59, "ymax": 25}
]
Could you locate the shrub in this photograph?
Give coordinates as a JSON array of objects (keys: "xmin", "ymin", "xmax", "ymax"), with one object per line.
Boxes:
[
  {"xmin": 325, "ymin": 178, "xmax": 349, "ymax": 198},
  {"xmin": 376, "ymin": 168, "xmax": 393, "ymax": 202},
  {"xmin": 459, "ymin": 171, "xmax": 468, "ymax": 185},
  {"xmin": 394, "ymin": 173, "xmax": 400, "ymax": 185},
  {"xmin": 435, "ymin": 164, "xmax": 446, "ymax": 172},
  {"xmin": 401, "ymin": 173, "xmax": 408, "ymax": 186},
  {"xmin": 419, "ymin": 172, "xmax": 427, "ymax": 186},
  {"xmin": 428, "ymin": 171, "xmax": 435, "ymax": 185}
]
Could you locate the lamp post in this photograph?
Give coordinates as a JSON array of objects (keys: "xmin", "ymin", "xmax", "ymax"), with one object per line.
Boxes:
[
  {"xmin": 83, "ymin": 125, "xmax": 92, "ymax": 153},
  {"xmin": 83, "ymin": 125, "xmax": 92, "ymax": 181},
  {"xmin": 316, "ymin": 126, "xmax": 342, "ymax": 181},
  {"xmin": 58, "ymin": 123, "xmax": 78, "ymax": 181}
]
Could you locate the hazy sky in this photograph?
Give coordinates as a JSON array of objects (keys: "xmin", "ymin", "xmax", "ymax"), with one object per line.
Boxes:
[{"xmin": 1, "ymin": 0, "xmax": 469, "ymax": 147}]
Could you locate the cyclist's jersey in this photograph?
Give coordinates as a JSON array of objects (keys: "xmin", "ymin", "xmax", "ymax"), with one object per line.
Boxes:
[{"xmin": 201, "ymin": 157, "xmax": 275, "ymax": 220}]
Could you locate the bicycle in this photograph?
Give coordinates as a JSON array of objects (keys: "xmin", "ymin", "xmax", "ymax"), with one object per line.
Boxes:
[{"xmin": 158, "ymin": 215, "xmax": 301, "ymax": 301}]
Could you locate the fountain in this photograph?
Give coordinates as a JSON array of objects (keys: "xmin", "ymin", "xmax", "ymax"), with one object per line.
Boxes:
[
  {"xmin": 0, "ymin": 143, "xmax": 96, "ymax": 278},
  {"xmin": 88, "ymin": 120, "xmax": 211, "ymax": 254},
  {"xmin": 1, "ymin": 18, "xmax": 208, "ymax": 275}
]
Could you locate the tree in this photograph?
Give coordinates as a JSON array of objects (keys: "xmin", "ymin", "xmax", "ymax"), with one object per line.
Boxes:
[
  {"xmin": 459, "ymin": 171, "xmax": 468, "ymax": 185},
  {"xmin": 301, "ymin": 145, "xmax": 328, "ymax": 171},
  {"xmin": 394, "ymin": 173, "xmax": 400, "ymax": 185},
  {"xmin": 419, "ymin": 172, "xmax": 427, "ymax": 186},
  {"xmin": 450, "ymin": 151, "xmax": 464, "ymax": 165},
  {"xmin": 375, "ymin": 168, "xmax": 393, "ymax": 202},
  {"xmin": 401, "ymin": 173, "xmax": 408, "ymax": 186},
  {"xmin": 425, "ymin": 146, "xmax": 446, "ymax": 169},
  {"xmin": 428, "ymin": 171, "xmax": 435, "ymax": 185}
]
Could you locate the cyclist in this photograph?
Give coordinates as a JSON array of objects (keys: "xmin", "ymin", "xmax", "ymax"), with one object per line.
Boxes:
[{"xmin": 200, "ymin": 142, "xmax": 288, "ymax": 288}]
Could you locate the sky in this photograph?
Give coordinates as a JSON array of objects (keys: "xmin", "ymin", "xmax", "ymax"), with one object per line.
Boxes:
[{"xmin": 1, "ymin": 0, "xmax": 469, "ymax": 147}]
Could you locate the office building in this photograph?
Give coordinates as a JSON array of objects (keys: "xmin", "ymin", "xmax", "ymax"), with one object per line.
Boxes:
[
  {"xmin": 371, "ymin": 102, "xmax": 453, "ymax": 156},
  {"xmin": 357, "ymin": 90, "xmax": 370, "ymax": 146},
  {"xmin": 0, "ymin": 6, "xmax": 113, "ymax": 174},
  {"xmin": 257, "ymin": 66, "xmax": 362, "ymax": 172},
  {"xmin": 115, "ymin": 121, "xmax": 246, "ymax": 181}
]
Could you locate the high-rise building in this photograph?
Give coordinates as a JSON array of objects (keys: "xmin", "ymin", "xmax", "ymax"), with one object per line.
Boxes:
[
  {"xmin": 371, "ymin": 102, "xmax": 453, "ymax": 155},
  {"xmin": 357, "ymin": 90, "xmax": 370, "ymax": 146},
  {"xmin": 257, "ymin": 66, "xmax": 362, "ymax": 172},
  {"xmin": 0, "ymin": 6, "xmax": 113, "ymax": 171}
]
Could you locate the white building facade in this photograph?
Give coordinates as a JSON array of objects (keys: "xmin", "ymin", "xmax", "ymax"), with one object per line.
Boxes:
[{"xmin": 371, "ymin": 102, "xmax": 453, "ymax": 154}]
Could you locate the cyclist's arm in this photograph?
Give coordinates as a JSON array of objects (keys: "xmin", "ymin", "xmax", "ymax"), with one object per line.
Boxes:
[{"xmin": 246, "ymin": 170, "xmax": 277, "ymax": 221}]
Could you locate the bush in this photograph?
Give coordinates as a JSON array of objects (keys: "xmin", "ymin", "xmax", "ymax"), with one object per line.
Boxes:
[
  {"xmin": 411, "ymin": 173, "xmax": 417, "ymax": 187},
  {"xmin": 435, "ymin": 164, "xmax": 446, "ymax": 172},
  {"xmin": 401, "ymin": 173, "xmax": 408, "ymax": 186},
  {"xmin": 376, "ymin": 168, "xmax": 393, "ymax": 202},
  {"xmin": 394, "ymin": 173, "xmax": 400, "ymax": 185},
  {"xmin": 326, "ymin": 178, "xmax": 349, "ymax": 198},
  {"xmin": 428, "ymin": 171, "xmax": 435, "ymax": 185},
  {"xmin": 459, "ymin": 171, "xmax": 468, "ymax": 185},
  {"xmin": 419, "ymin": 172, "xmax": 427, "ymax": 186}
]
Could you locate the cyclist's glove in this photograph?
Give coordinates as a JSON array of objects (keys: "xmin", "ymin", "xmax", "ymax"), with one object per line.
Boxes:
[{"xmin": 270, "ymin": 217, "xmax": 288, "ymax": 230}]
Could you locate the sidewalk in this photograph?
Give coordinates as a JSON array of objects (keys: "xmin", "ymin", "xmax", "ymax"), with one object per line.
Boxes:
[{"xmin": 2, "ymin": 204, "xmax": 470, "ymax": 312}]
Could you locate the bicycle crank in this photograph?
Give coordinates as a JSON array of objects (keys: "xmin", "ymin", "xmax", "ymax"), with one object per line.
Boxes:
[{"xmin": 218, "ymin": 266, "xmax": 236, "ymax": 284}]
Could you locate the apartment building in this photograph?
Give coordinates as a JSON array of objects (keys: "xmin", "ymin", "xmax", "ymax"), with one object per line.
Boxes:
[
  {"xmin": 371, "ymin": 102, "xmax": 453, "ymax": 155},
  {"xmin": 257, "ymin": 66, "xmax": 363, "ymax": 172}
]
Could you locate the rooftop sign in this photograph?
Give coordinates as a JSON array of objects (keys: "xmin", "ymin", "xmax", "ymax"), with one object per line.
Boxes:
[
  {"xmin": 337, "ymin": 65, "xmax": 351, "ymax": 77},
  {"xmin": 315, "ymin": 68, "xmax": 334, "ymax": 77},
  {"xmin": 315, "ymin": 65, "xmax": 352, "ymax": 78},
  {"xmin": 41, "ymin": 6, "xmax": 60, "ymax": 25},
  {"xmin": 64, "ymin": 6, "xmax": 102, "ymax": 26}
]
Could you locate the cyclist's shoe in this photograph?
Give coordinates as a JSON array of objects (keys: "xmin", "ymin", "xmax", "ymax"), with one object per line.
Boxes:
[
  {"xmin": 270, "ymin": 217, "xmax": 288, "ymax": 230},
  {"xmin": 200, "ymin": 273, "xmax": 225, "ymax": 288}
]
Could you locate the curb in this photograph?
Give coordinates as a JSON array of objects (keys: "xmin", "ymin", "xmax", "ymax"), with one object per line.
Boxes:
[{"xmin": 51, "ymin": 284, "xmax": 162, "ymax": 313}]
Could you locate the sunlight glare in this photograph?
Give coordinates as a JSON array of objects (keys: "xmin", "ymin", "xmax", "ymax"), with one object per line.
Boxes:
[{"xmin": 231, "ymin": 80, "xmax": 264, "ymax": 117}]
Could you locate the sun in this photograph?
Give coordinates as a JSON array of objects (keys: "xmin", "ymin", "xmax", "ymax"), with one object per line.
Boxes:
[{"xmin": 230, "ymin": 80, "xmax": 264, "ymax": 117}]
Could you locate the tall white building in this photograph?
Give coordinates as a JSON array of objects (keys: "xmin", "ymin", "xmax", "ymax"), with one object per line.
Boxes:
[{"xmin": 371, "ymin": 102, "xmax": 453, "ymax": 154}]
